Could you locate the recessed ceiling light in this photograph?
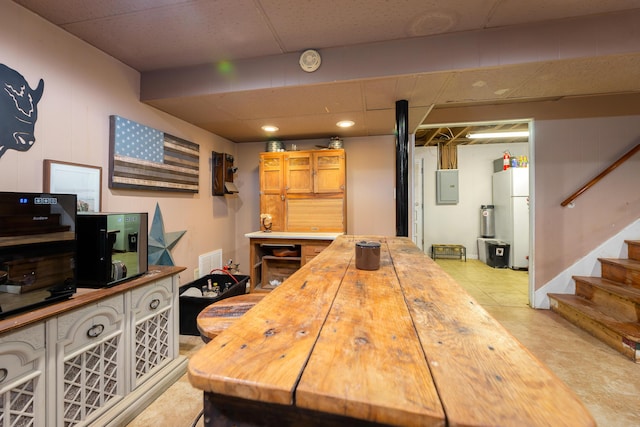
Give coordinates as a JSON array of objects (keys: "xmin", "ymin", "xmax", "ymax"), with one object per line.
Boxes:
[
  {"xmin": 261, "ymin": 125, "xmax": 279, "ymax": 132},
  {"xmin": 336, "ymin": 120, "xmax": 354, "ymax": 128}
]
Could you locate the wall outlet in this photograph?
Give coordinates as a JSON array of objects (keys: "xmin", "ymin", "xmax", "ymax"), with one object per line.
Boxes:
[{"xmin": 194, "ymin": 268, "xmax": 199, "ymax": 280}]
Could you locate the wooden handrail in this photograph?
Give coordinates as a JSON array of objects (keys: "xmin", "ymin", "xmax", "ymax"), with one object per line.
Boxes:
[{"xmin": 561, "ymin": 143, "xmax": 640, "ymax": 206}]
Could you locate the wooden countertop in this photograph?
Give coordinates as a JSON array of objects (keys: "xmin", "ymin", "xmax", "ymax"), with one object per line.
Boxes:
[
  {"xmin": 244, "ymin": 231, "xmax": 342, "ymax": 240},
  {"xmin": 0, "ymin": 265, "xmax": 185, "ymax": 334},
  {"xmin": 188, "ymin": 235, "xmax": 594, "ymax": 426}
]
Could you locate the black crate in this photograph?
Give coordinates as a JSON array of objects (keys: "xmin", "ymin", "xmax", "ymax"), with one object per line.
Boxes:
[{"xmin": 178, "ymin": 273, "xmax": 249, "ymax": 336}]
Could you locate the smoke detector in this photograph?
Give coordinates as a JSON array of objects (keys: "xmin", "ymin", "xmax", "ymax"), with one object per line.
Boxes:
[{"xmin": 299, "ymin": 49, "xmax": 321, "ymax": 72}]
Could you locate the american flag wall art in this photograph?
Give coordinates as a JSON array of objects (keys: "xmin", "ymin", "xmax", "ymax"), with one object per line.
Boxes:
[{"xmin": 108, "ymin": 115, "xmax": 199, "ymax": 192}]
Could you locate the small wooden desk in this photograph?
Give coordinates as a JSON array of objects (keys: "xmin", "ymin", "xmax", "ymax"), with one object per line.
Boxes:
[
  {"xmin": 188, "ymin": 235, "xmax": 594, "ymax": 426},
  {"xmin": 244, "ymin": 231, "xmax": 341, "ymax": 292}
]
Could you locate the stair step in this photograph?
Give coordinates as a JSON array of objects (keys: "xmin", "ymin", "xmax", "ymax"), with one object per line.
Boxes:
[
  {"xmin": 627, "ymin": 240, "xmax": 640, "ymax": 262},
  {"xmin": 548, "ymin": 293, "xmax": 640, "ymax": 362},
  {"xmin": 573, "ymin": 276, "xmax": 640, "ymax": 322},
  {"xmin": 599, "ymin": 258, "xmax": 640, "ymax": 288}
]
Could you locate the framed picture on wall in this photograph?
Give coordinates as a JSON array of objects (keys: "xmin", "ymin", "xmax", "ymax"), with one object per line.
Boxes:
[{"xmin": 43, "ymin": 159, "xmax": 102, "ymax": 212}]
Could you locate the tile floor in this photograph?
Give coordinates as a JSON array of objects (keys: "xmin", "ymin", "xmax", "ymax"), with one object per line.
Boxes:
[{"xmin": 128, "ymin": 259, "xmax": 640, "ymax": 427}]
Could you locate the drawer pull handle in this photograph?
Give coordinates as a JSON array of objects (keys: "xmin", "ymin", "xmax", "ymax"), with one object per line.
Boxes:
[
  {"xmin": 0, "ymin": 368, "xmax": 7, "ymax": 383},
  {"xmin": 87, "ymin": 324, "xmax": 105, "ymax": 338},
  {"xmin": 149, "ymin": 298, "xmax": 160, "ymax": 310}
]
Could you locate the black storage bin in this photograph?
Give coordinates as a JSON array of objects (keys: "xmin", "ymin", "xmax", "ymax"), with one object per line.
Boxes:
[
  {"xmin": 487, "ymin": 241, "xmax": 510, "ymax": 269},
  {"xmin": 178, "ymin": 273, "xmax": 249, "ymax": 336},
  {"xmin": 128, "ymin": 232, "xmax": 138, "ymax": 251}
]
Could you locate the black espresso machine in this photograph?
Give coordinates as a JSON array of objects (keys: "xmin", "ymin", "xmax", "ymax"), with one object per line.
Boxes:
[{"xmin": 76, "ymin": 212, "xmax": 148, "ymax": 288}]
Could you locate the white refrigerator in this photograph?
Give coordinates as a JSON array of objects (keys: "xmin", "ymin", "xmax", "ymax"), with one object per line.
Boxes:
[{"xmin": 492, "ymin": 168, "xmax": 529, "ymax": 269}]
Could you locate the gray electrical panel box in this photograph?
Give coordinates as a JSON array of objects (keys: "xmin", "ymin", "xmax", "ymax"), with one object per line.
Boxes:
[{"xmin": 436, "ymin": 169, "xmax": 459, "ymax": 204}]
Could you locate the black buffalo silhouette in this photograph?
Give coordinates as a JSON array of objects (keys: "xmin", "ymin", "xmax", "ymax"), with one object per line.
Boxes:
[{"xmin": 0, "ymin": 64, "xmax": 44, "ymax": 158}]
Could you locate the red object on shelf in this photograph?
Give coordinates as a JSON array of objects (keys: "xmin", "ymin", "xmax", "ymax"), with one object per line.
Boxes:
[{"xmin": 503, "ymin": 152, "xmax": 510, "ymax": 170}]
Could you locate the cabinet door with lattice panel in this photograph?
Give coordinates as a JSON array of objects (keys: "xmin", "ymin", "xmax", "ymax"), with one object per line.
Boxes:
[
  {"xmin": 129, "ymin": 276, "xmax": 174, "ymax": 389},
  {"xmin": 0, "ymin": 322, "xmax": 46, "ymax": 427},
  {"xmin": 55, "ymin": 295, "xmax": 126, "ymax": 427}
]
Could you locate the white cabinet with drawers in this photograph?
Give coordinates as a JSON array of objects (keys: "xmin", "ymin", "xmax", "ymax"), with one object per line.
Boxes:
[
  {"xmin": 53, "ymin": 294, "xmax": 126, "ymax": 427},
  {"xmin": 0, "ymin": 322, "xmax": 47, "ymax": 427},
  {"xmin": 129, "ymin": 276, "xmax": 175, "ymax": 389},
  {"xmin": 0, "ymin": 268, "xmax": 186, "ymax": 427}
]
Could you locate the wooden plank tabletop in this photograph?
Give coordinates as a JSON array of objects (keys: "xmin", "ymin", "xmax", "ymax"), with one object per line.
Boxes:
[
  {"xmin": 295, "ymin": 236, "xmax": 444, "ymax": 426},
  {"xmin": 188, "ymin": 235, "xmax": 595, "ymax": 427},
  {"xmin": 386, "ymin": 237, "xmax": 595, "ymax": 426},
  {"xmin": 188, "ymin": 235, "xmax": 353, "ymax": 405}
]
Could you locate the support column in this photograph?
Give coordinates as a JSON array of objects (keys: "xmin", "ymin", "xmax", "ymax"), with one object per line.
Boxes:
[{"xmin": 395, "ymin": 100, "xmax": 409, "ymax": 237}]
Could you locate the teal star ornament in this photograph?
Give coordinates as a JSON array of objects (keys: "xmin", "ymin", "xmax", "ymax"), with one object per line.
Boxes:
[{"xmin": 148, "ymin": 203, "xmax": 186, "ymax": 266}]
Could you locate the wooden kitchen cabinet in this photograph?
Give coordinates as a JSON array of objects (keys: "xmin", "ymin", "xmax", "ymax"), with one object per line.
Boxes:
[
  {"xmin": 301, "ymin": 244, "xmax": 330, "ymax": 265},
  {"xmin": 285, "ymin": 151, "xmax": 313, "ymax": 194},
  {"xmin": 313, "ymin": 150, "xmax": 345, "ymax": 194},
  {"xmin": 259, "ymin": 149, "xmax": 346, "ymax": 233},
  {"xmin": 286, "ymin": 150, "xmax": 345, "ymax": 194},
  {"xmin": 245, "ymin": 232, "xmax": 337, "ymax": 293},
  {"xmin": 259, "ymin": 152, "xmax": 286, "ymax": 231}
]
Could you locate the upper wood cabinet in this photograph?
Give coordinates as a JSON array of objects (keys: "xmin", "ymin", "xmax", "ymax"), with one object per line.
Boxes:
[
  {"xmin": 259, "ymin": 152, "xmax": 286, "ymax": 231},
  {"xmin": 286, "ymin": 149, "xmax": 345, "ymax": 194},
  {"xmin": 259, "ymin": 149, "xmax": 346, "ymax": 232}
]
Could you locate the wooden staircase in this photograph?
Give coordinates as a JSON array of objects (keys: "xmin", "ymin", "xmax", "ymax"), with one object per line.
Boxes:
[{"xmin": 548, "ymin": 240, "xmax": 640, "ymax": 362}]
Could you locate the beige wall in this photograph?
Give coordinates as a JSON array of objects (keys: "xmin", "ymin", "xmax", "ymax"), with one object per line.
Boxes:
[
  {"xmin": 1, "ymin": 2, "xmax": 239, "ymax": 284},
  {"xmin": 1, "ymin": 3, "xmax": 397, "ymax": 284},
  {"xmin": 426, "ymin": 94, "xmax": 640, "ymax": 290},
  {"xmin": 234, "ymin": 136, "xmax": 397, "ymax": 272}
]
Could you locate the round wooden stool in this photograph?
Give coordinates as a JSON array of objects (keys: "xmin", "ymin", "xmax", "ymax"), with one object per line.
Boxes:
[{"xmin": 196, "ymin": 293, "xmax": 265, "ymax": 342}]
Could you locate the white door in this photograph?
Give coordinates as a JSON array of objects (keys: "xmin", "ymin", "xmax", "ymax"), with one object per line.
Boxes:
[{"xmin": 413, "ymin": 158, "xmax": 424, "ymax": 250}]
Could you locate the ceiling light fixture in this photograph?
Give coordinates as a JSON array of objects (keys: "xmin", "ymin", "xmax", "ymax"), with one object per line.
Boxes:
[
  {"xmin": 467, "ymin": 131, "xmax": 529, "ymax": 139},
  {"xmin": 336, "ymin": 120, "xmax": 355, "ymax": 128},
  {"xmin": 261, "ymin": 125, "xmax": 279, "ymax": 132}
]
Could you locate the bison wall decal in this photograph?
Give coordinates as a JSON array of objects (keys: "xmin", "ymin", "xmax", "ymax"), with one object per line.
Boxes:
[{"xmin": 0, "ymin": 64, "xmax": 44, "ymax": 159}]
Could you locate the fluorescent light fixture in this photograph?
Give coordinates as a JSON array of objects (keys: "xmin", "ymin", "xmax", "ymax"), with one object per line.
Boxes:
[
  {"xmin": 467, "ymin": 131, "xmax": 529, "ymax": 139},
  {"xmin": 261, "ymin": 125, "xmax": 279, "ymax": 132},
  {"xmin": 336, "ymin": 120, "xmax": 355, "ymax": 128}
]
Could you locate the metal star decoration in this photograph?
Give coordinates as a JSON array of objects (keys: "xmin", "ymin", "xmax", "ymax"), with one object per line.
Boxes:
[{"xmin": 148, "ymin": 203, "xmax": 186, "ymax": 266}]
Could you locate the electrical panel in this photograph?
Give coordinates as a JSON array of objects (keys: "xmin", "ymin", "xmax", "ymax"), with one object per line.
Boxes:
[{"xmin": 436, "ymin": 169, "xmax": 458, "ymax": 204}]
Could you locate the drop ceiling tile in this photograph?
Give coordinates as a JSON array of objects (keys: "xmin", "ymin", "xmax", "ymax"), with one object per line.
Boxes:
[
  {"xmin": 511, "ymin": 55, "xmax": 640, "ymax": 98},
  {"xmin": 15, "ymin": 0, "xmax": 184, "ymax": 24},
  {"xmin": 230, "ymin": 84, "xmax": 363, "ymax": 119},
  {"xmin": 487, "ymin": 0, "xmax": 640, "ymax": 27},
  {"xmin": 434, "ymin": 63, "xmax": 545, "ymax": 104},
  {"xmin": 58, "ymin": 0, "xmax": 282, "ymax": 70}
]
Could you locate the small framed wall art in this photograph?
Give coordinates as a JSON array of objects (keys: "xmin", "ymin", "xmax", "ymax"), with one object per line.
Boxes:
[{"xmin": 43, "ymin": 159, "xmax": 102, "ymax": 212}]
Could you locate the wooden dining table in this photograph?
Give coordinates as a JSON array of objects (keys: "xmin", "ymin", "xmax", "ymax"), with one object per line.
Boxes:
[{"xmin": 188, "ymin": 235, "xmax": 595, "ymax": 426}]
